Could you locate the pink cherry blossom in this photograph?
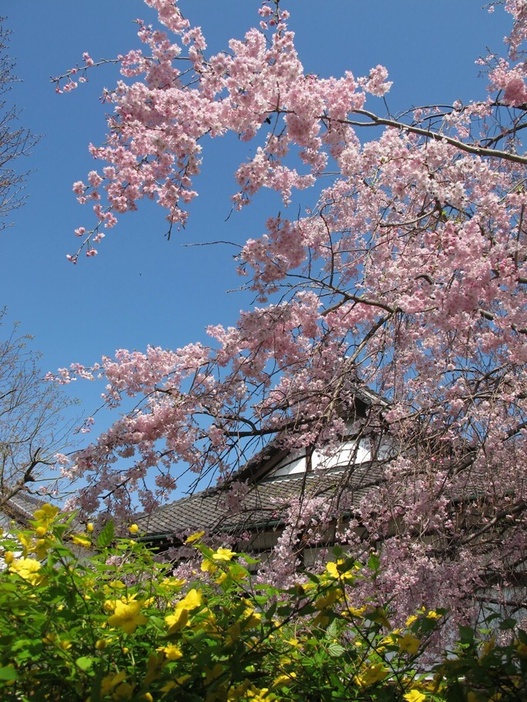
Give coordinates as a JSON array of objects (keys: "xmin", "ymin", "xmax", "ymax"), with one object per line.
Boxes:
[{"xmin": 55, "ymin": 0, "xmax": 527, "ymax": 625}]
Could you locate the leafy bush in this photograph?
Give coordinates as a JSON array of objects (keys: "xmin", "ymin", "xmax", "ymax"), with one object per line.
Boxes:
[{"xmin": 0, "ymin": 507, "xmax": 525, "ymax": 701}]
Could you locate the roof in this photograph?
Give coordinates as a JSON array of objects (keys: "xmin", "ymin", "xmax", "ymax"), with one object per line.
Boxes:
[
  {"xmin": 0, "ymin": 491, "xmax": 47, "ymax": 530},
  {"xmin": 138, "ymin": 461, "xmax": 384, "ymax": 542},
  {"xmin": 138, "ymin": 382, "xmax": 390, "ymax": 543},
  {"xmin": 221, "ymin": 383, "xmax": 387, "ymax": 483}
]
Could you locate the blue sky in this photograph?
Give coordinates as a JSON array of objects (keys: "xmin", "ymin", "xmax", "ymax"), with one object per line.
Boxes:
[{"xmin": 0, "ymin": 2, "xmax": 513, "ymax": 468}]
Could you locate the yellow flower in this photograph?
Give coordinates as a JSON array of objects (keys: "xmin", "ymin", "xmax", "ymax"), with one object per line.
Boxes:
[
  {"xmin": 212, "ymin": 547, "xmax": 236, "ymax": 561},
  {"xmin": 246, "ymin": 687, "xmax": 271, "ymax": 700},
  {"xmin": 345, "ymin": 605, "xmax": 366, "ymax": 619},
  {"xmin": 179, "ymin": 587, "xmax": 202, "ymax": 610},
  {"xmin": 160, "ymin": 576, "xmax": 186, "ymax": 591},
  {"xmin": 100, "ymin": 671, "xmax": 127, "ymax": 696},
  {"xmin": 9, "ymin": 557, "xmax": 45, "ymax": 586},
  {"xmin": 86, "ymin": 522, "xmax": 94, "ymax": 533},
  {"xmin": 71, "ymin": 533, "xmax": 92, "ymax": 548},
  {"xmin": 426, "ymin": 609, "xmax": 442, "ymax": 620},
  {"xmin": 398, "ymin": 633, "xmax": 421, "ymax": 656},
  {"xmin": 325, "ymin": 559, "xmax": 354, "ymax": 581},
  {"xmin": 379, "ymin": 633, "xmax": 397, "ymax": 647},
  {"xmin": 242, "ymin": 607, "xmax": 262, "ymax": 629},
  {"xmin": 405, "ymin": 614, "xmax": 418, "ymax": 626},
  {"xmin": 185, "ymin": 530, "xmax": 205, "ymax": 544},
  {"xmin": 315, "ymin": 589, "xmax": 339, "ymax": 610},
  {"xmin": 128, "ymin": 524, "xmax": 139, "ymax": 535},
  {"xmin": 165, "ymin": 607, "xmax": 189, "ymax": 633},
  {"xmin": 272, "ymin": 672, "xmax": 296, "ymax": 688},
  {"xmin": 325, "ymin": 561, "xmax": 340, "ymax": 578},
  {"xmin": 107, "ymin": 597, "xmax": 148, "ymax": 634},
  {"xmin": 403, "ymin": 690, "xmax": 426, "ymax": 702},
  {"xmin": 3, "ymin": 551, "xmax": 14, "ymax": 565},
  {"xmin": 165, "ymin": 588, "xmax": 202, "ymax": 633},
  {"xmin": 354, "ymin": 663, "xmax": 389, "ymax": 687},
  {"xmin": 33, "ymin": 503, "xmax": 60, "ymax": 523},
  {"xmin": 113, "ymin": 681, "xmax": 135, "ymax": 700},
  {"xmin": 201, "ymin": 558, "xmax": 217, "ymax": 574},
  {"xmin": 228, "ymin": 680, "xmax": 252, "ymax": 699},
  {"xmin": 157, "ymin": 643, "xmax": 183, "ymax": 660}
]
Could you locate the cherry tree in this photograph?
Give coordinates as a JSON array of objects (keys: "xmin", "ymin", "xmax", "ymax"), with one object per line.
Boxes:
[{"xmin": 54, "ymin": 0, "xmax": 527, "ymax": 618}]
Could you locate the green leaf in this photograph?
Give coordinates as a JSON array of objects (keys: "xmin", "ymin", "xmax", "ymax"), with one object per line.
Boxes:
[
  {"xmin": 327, "ymin": 642, "xmax": 345, "ymax": 657},
  {"xmin": 76, "ymin": 656, "xmax": 94, "ymax": 671},
  {"xmin": 367, "ymin": 552, "xmax": 380, "ymax": 573},
  {"xmin": 517, "ymin": 628, "xmax": 527, "ymax": 644},
  {"xmin": 264, "ymin": 601, "xmax": 277, "ymax": 621},
  {"xmin": 458, "ymin": 625, "xmax": 475, "ymax": 643},
  {"xmin": 499, "ymin": 618, "xmax": 517, "ymax": 631},
  {"xmin": 97, "ymin": 520, "xmax": 115, "ymax": 549},
  {"xmin": 331, "ymin": 545, "xmax": 344, "ymax": 559},
  {"xmin": 0, "ymin": 666, "xmax": 17, "ymax": 681},
  {"xmin": 326, "ymin": 619, "xmax": 339, "ymax": 638}
]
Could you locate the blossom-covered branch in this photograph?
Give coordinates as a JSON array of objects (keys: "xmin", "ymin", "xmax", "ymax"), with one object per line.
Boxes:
[{"xmin": 53, "ymin": 0, "xmax": 527, "ymax": 619}]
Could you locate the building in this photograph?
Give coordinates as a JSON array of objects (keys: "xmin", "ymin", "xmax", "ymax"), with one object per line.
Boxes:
[
  {"xmin": 0, "ymin": 490, "xmax": 47, "ymax": 532},
  {"xmin": 136, "ymin": 376, "xmax": 527, "ymax": 624},
  {"xmin": 137, "ymin": 385, "xmax": 390, "ymax": 566}
]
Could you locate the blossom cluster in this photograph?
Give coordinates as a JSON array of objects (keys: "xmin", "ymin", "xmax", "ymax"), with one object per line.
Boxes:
[{"xmin": 53, "ymin": 0, "xmax": 527, "ymax": 617}]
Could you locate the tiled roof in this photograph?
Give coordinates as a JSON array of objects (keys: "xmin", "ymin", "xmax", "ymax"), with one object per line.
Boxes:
[
  {"xmin": 138, "ymin": 461, "xmax": 383, "ymax": 540},
  {"xmin": 138, "ymin": 380, "xmax": 475, "ymax": 548},
  {"xmin": 0, "ymin": 491, "xmax": 47, "ymax": 530},
  {"xmin": 138, "ymin": 384, "xmax": 389, "ymax": 542}
]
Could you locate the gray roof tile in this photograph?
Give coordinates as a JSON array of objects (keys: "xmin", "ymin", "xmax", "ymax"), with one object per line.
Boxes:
[
  {"xmin": 0, "ymin": 492, "xmax": 48, "ymax": 530},
  {"xmin": 138, "ymin": 462, "xmax": 383, "ymax": 539}
]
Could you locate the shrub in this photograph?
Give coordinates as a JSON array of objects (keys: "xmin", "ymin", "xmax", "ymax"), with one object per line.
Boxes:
[{"xmin": 0, "ymin": 507, "xmax": 525, "ymax": 701}]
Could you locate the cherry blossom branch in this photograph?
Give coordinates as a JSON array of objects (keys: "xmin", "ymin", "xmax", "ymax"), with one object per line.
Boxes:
[
  {"xmin": 460, "ymin": 499, "xmax": 527, "ymax": 547},
  {"xmin": 340, "ymin": 108, "xmax": 527, "ymax": 165}
]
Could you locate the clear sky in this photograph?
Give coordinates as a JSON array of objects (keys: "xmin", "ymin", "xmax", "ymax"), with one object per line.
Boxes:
[{"xmin": 0, "ymin": 1, "xmax": 514, "ymax": 480}]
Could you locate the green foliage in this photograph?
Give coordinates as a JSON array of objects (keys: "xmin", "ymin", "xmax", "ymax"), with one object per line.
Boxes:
[{"xmin": 0, "ymin": 507, "xmax": 525, "ymax": 701}]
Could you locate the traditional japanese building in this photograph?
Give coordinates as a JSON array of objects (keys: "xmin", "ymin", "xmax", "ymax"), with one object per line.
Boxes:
[
  {"xmin": 0, "ymin": 491, "xmax": 47, "ymax": 532},
  {"xmin": 137, "ymin": 385, "xmax": 391, "ymax": 565}
]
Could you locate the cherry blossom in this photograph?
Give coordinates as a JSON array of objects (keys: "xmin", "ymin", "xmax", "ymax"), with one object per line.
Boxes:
[{"xmin": 54, "ymin": 0, "xmax": 527, "ymax": 619}]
